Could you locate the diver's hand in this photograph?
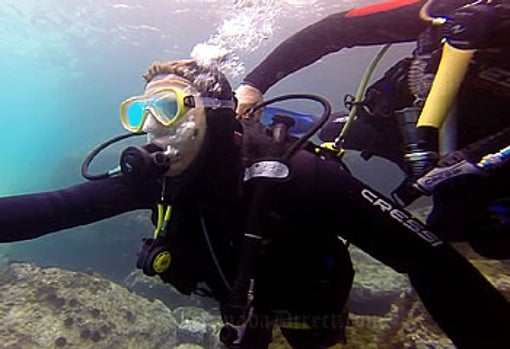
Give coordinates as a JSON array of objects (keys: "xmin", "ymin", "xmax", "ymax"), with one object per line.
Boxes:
[
  {"xmin": 234, "ymin": 84, "xmax": 263, "ymax": 121},
  {"xmin": 444, "ymin": 2, "xmax": 510, "ymax": 50}
]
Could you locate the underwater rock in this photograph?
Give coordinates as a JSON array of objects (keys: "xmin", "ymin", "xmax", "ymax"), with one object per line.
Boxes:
[
  {"xmin": 348, "ymin": 246, "xmax": 412, "ymax": 316},
  {"xmin": 174, "ymin": 344, "xmax": 207, "ymax": 349},
  {"xmin": 0, "ymin": 263, "xmax": 177, "ymax": 348},
  {"xmin": 173, "ymin": 306, "xmax": 225, "ymax": 348},
  {"xmin": 342, "ymin": 289, "xmax": 456, "ymax": 349},
  {"xmin": 270, "ymin": 289, "xmax": 455, "ymax": 349},
  {"xmin": 284, "ymin": 241, "xmax": 510, "ymax": 349},
  {"xmin": 453, "ymin": 242, "xmax": 510, "ymax": 299},
  {"xmin": 177, "ymin": 319, "xmax": 208, "ymax": 345},
  {"xmin": 123, "ymin": 269, "xmax": 220, "ymax": 311},
  {"xmin": 2, "ymin": 245, "xmax": 507, "ymax": 349}
]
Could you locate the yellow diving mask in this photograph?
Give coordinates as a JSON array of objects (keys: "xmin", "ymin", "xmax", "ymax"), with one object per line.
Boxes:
[{"xmin": 120, "ymin": 87, "xmax": 236, "ymax": 133}]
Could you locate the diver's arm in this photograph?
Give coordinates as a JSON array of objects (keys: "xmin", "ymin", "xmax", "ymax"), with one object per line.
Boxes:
[
  {"xmin": 0, "ymin": 177, "xmax": 156, "ymax": 242},
  {"xmin": 273, "ymin": 148, "xmax": 510, "ymax": 348},
  {"xmin": 243, "ymin": 0, "xmax": 428, "ymax": 94}
]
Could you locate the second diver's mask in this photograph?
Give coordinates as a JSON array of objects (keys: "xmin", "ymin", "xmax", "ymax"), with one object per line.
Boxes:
[{"xmin": 119, "ymin": 77, "xmax": 236, "ymax": 178}]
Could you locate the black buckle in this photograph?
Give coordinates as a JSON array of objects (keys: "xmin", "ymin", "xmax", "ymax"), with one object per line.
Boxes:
[{"xmin": 183, "ymin": 95, "xmax": 196, "ymax": 108}]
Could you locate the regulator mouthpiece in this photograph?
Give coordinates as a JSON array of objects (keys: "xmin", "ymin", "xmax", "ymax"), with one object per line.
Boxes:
[{"xmin": 120, "ymin": 143, "xmax": 171, "ymax": 181}]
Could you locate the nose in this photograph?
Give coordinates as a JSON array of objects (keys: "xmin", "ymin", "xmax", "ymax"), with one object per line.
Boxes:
[{"xmin": 142, "ymin": 111, "xmax": 163, "ymax": 132}]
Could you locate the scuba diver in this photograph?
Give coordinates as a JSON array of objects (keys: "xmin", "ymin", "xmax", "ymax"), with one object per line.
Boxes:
[
  {"xmin": 235, "ymin": 0, "xmax": 510, "ymax": 260},
  {"xmin": 0, "ymin": 59, "xmax": 509, "ymax": 349}
]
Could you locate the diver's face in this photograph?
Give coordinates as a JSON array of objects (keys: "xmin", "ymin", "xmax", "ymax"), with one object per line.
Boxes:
[{"xmin": 143, "ymin": 76, "xmax": 207, "ymax": 177}]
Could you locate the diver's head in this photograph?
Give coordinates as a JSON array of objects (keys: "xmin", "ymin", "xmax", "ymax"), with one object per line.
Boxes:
[{"xmin": 120, "ymin": 59, "xmax": 237, "ymax": 177}]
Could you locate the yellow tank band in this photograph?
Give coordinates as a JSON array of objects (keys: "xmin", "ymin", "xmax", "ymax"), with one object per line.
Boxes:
[{"xmin": 417, "ymin": 42, "xmax": 474, "ymax": 129}]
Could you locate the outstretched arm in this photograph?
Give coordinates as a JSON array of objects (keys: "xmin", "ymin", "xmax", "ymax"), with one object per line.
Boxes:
[
  {"xmin": 273, "ymin": 148, "xmax": 510, "ymax": 348},
  {"xmin": 243, "ymin": 0, "xmax": 428, "ymax": 94},
  {"xmin": 0, "ymin": 177, "xmax": 156, "ymax": 242}
]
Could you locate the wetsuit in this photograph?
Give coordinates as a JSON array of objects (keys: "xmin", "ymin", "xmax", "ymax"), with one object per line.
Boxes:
[
  {"xmin": 0, "ymin": 121, "xmax": 509, "ymax": 348},
  {"xmin": 244, "ymin": 0, "xmax": 510, "ymax": 148},
  {"xmin": 1, "ymin": 1, "xmax": 509, "ymax": 347},
  {"xmin": 243, "ymin": 0, "xmax": 510, "ymax": 257}
]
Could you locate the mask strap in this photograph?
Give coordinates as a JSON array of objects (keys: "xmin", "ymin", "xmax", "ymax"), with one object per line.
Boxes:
[{"xmin": 185, "ymin": 96, "xmax": 236, "ymax": 110}]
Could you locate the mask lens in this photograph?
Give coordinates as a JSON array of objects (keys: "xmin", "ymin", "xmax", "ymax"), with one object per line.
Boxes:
[
  {"xmin": 125, "ymin": 100, "xmax": 148, "ymax": 130},
  {"xmin": 150, "ymin": 92, "xmax": 180, "ymax": 125}
]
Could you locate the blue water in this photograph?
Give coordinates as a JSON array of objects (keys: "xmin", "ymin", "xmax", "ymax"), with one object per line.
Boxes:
[{"xmin": 0, "ymin": 0, "xmax": 411, "ymax": 277}]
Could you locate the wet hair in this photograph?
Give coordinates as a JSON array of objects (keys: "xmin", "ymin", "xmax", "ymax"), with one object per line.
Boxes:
[{"xmin": 143, "ymin": 59, "xmax": 233, "ymax": 100}]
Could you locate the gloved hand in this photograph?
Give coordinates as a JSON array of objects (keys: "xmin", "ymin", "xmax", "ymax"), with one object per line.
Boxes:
[
  {"xmin": 234, "ymin": 84, "xmax": 264, "ymax": 121},
  {"xmin": 444, "ymin": 2, "xmax": 510, "ymax": 50}
]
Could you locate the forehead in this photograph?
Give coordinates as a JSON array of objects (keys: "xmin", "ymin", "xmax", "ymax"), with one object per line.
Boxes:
[{"xmin": 145, "ymin": 74, "xmax": 196, "ymax": 94}]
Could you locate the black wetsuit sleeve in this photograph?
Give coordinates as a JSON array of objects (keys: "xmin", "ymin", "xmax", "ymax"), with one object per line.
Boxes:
[
  {"xmin": 270, "ymin": 148, "xmax": 510, "ymax": 348},
  {"xmin": 243, "ymin": 0, "xmax": 428, "ymax": 93},
  {"xmin": 0, "ymin": 177, "xmax": 157, "ymax": 242}
]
